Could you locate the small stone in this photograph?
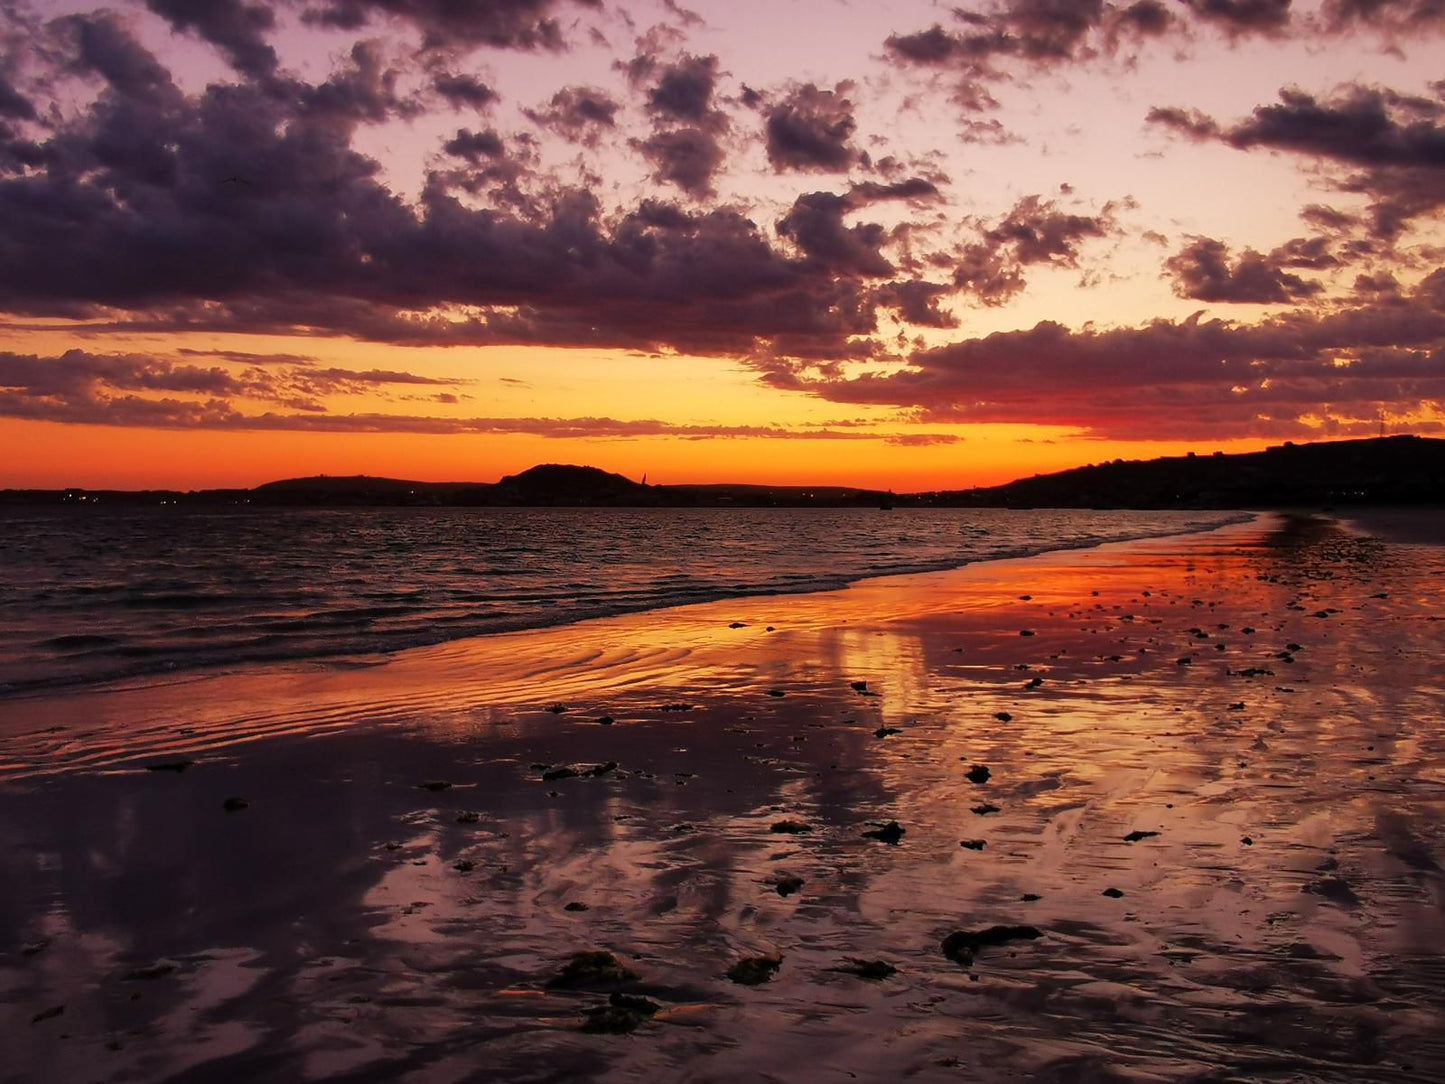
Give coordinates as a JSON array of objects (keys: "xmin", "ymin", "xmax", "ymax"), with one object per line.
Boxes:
[
  {"xmin": 863, "ymin": 821, "xmax": 904, "ymax": 844},
  {"xmin": 728, "ymin": 621, "xmax": 748, "ymax": 629},
  {"xmin": 222, "ymin": 796, "xmax": 249, "ymax": 812},
  {"xmin": 1123, "ymin": 830, "xmax": 1159, "ymax": 843},
  {"xmin": 1242, "ymin": 836, "xmax": 1254, "ymax": 845},
  {"xmin": 773, "ymin": 875, "xmax": 805, "ymax": 897},
  {"xmin": 452, "ymin": 859, "xmax": 474, "ymax": 873},
  {"xmin": 1102, "ymin": 887, "xmax": 1125, "ymax": 898},
  {"xmin": 31, "ymin": 1005, "xmax": 64, "ymax": 1024},
  {"xmin": 455, "ymin": 811, "xmax": 481, "ymax": 824},
  {"xmin": 1020, "ymin": 629, "xmax": 1035, "ymax": 637},
  {"xmin": 874, "ymin": 726, "xmax": 902, "ymax": 738},
  {"xmin": 959, "ymin": 839, "xmax": 986, "ymax": 850},
  {"xmin": 727, "ymin": 954, "xmax": 783, "ymax": 985},
  {"xmin": 850, "ymin": 680, "xmax": 868, "ymax": 692},
  {"xmin": 581, "ymin": 992, "xmax": 659, "ymax": 1033},
  {"xmin": 418, "ymin": 780, "xmax": 452, "ymax": 792},
  {"xmin": 597, "ymin": 715, "xmax": 614, "ymax": 726},
  {"xmin": 835, "ymin": 958, "xmax": 896, "ymax": 980},
  {"xmin": 965, "ymin": 764, "xmax": 990, "ymax": 784},
  {"xmin": 564, "ymin": 901, "xmax": 589, "ymax": 912},
  {"xmin": 548, "ymin": 951, "xmax": 638, "ymax": 989},
  {"xmin": 994, "ymin": 712, "xmax": 1012, "ymax": 722},
  {"xmin": 547, "ymin": 704, "xmax": 568, "ymax": 714},
  {"xmin": 941, "ymin": 925, "xmax": 1041, "ymax": 966},
  {"xmin": 766, "ymin": 689, "xmax": 786, "ymax": 698},
  {"xmin": 1021, "ymin": 893, "xmax": 1042, "ymax": 902},
  {"xmin": 542, "ymin": 766, "xmax": 579, "ymax": 781},
  {"xmin": 971, "ymin": 803, "xmax": 1001, "ymax": 816},
  {"xmin": 770, "ymin": 819, "xmax": 811, "ymax": 834},
  {"xmin": 144, "ymin": 760, "xmax": 193, "ymax": 773}
]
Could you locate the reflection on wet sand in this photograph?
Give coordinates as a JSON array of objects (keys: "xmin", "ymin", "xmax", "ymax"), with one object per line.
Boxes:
[{"xmin": 3, "ymin": 514, "xmax": 1444, "ymax": 1081}]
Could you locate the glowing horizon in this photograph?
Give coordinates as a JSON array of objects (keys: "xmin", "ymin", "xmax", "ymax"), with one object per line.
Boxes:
[{"xmin": 1, "ymin": 0, "xmax": 1442, "ymax": 488}]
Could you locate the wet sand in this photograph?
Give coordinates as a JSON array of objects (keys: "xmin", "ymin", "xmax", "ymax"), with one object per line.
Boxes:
[{"xmin": 3, "ymin": 512, "xmax": 1444, "ymax": 1082}]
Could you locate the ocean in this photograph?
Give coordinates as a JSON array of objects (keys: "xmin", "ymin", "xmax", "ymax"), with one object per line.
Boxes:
[{"xmin": 0, "ymin": 505, "xmax": 1247, "ymax": 695}]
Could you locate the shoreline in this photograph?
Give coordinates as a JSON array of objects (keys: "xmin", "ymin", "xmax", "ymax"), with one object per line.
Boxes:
[
  {"xmin": 0, "ymin": 508, "xmax": 1256, "ymax": 710},
  {"xmin": 4, "ymin": 511, "xmax": 1444, "ymax": 1081}
]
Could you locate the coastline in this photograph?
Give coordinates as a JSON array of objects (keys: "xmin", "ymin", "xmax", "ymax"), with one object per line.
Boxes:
[{"xmin": 4, "ymin": 512, "xmax": 1444, "ymax": 1081}]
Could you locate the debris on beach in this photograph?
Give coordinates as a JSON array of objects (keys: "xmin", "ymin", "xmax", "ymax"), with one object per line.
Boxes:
[
  {"xmin": 863, "ymin": 821, "xmax": 904, "ymax": 844},
  {"xmin": 770, "ymin": 819, "xmax": 811, "ymax": 834},
  {"xmin": 547, "ymin": 704, "xmax": 568, "ymax": 714},
  {"xmin": 850, "ymin": 680, "xmax": 868, "ymax": 691},
  {"xmin": 959, "ymin": 839, "xmax": 986, "ymax": 850},
  {"xmin": 727, "ymin": 954, "xmax": 782, "ymax": 985},
  {"xmin": 542, "ymin": 766, "xmax": 579, "ymax": 781},
  {"xmin": 965, "ymin": 764, "xmax": 991, "ymax": 784},
  {"xmin": 874, "ymin": 726, "xmax": 902, "ymax": 738},
  {"xmin": 1123, "ymin": 830, "xmax": 1159, "ymax": 842},
  {"xmin": 971, "ymin": 803, "xmax": 1001, "ymax": 816},
  {"xmin": 418, "ymin": 780, "xmax": 452, "ymax": 791},
  {"xmin": 221, "ymin": 796, "xmax": 249, "ymax": 812},
  {"xmin": 565, "ymin": 901, "xmax": 589, "ymax": 912},
  {"xmin": 582, "ymin": 992, "xmax": 660, "ymax": 1033},
  {"xmin": 1305, "ymin": 877, "xmax": 1361, "ymax": 906},
  {"xmin": 1021, "ymin": 893, "xmax": 1042, "ymax": 902},
  {"xmin": 1102, "ymin": 887, "xmax": 1125, "ymax": 898},
  {"xmin": 549, "ymin": 951, "xmax": 639, "ymax": 989},
  {"xmin": 657, "ymin": 703, "xmax": 694, "ymax": 712},
  {"xmin": 941, "ymin": 925, "xmax": 1042, "ymax": 967},
  {"xmin": 455, "ymin": 811, "xmax": 481, "ymax": 824},
  {"xmin": 122, "ymin": 961, "xmax": 176, "ymax": 981},
  {"xmin": 30, "ymin": 1005, "xmax": 64, "ymax": 1025},
  {"xmin": 766, "ymin": 689, "xmax": 786, "ymax": 697},
  {"xmin": 771, "ymin": 875, "xmax": 805, "ymax": 897},
  {"xmin": 145, "ymin": 760, "xmax": 194, "ymax": 773},
  {"xmin": 597, "ymin": 715, "xmax": 615, "ymax": 726},
  {"xmin": 728, "ymin": 621, "xmax": 748, "ymax": 629},
  {"xmin": 994, "ymin": 712, "xmax": 1012, "ymax": 722},
  {"xmin": 833, "ymin": 958, "xmax": 896, "ymax": 980},
  {"xmin": 452, "ymin": 859, "xmax": 474, "ymax": 873}
]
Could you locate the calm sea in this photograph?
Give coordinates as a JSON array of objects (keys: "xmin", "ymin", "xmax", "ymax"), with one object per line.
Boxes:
[{"xmin": 0, "ymin": 506, "xmax": 1247, "ymax": 695}]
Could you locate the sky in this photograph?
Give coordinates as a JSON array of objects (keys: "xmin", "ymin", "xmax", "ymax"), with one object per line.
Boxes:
[{"xmin": 0, "ymin": 0, "xmax": 1442, "ymax": 490}]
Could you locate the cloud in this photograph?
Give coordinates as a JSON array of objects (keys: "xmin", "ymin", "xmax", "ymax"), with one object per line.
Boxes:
[
  {"xmin": 764, "ymin": 83, "xmax": 858, "ymax": 172},
  {"xmin": 523, "ymin": 85, "xmax": 619, "ymax": 143},
  {"xmin": 756, "ymin": 285, "xmax": 1445, "ymax": 439},
  {"xmin": 952, "ymin": 194, "xmax": 1118, "ymax": 303},
  {"xmin": 442, "ymin": 127, "xmax": 506, "ymax": 164},
  {"xmin": 634, "ymin": 126, "xmax": 725, "ymax": 196},
  {"xmin": 431, "ymin": 72, "xmax": 497, "ymax": 109},
  {"xmin": 1150, "ymin": 83, "xmax": 1445, "ymax": 238},
  {"xmin": 299, "ymin": 0, "xmax": 601, "ymax": 52},
  {"xmin": 642, "ymin": 53, "xmax": 722, "ymax": 127},
  {"xmin": 0, "ymin": 348, "xmax": 965, "ymax": 441},
  {"xmin": 1179, "ymin": 0, "xmax": 1293, "ymax": 35},
  {"xmin": 143, "ymin": 0, "xmax": 277, "ymax": 78},
  {"xmin": 1165, "ymin": 236, "xmax": 1326, "ymax": 302}
]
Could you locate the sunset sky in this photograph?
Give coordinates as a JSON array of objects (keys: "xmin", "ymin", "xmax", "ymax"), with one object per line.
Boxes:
[{"xmin": 1, "ymin": 0, "xmax": 1443, "ymax": 489}]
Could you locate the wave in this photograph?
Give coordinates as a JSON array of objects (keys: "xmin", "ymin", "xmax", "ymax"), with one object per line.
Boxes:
[{"xmin": 0, "ymin": 509, "xmax": 1254, "ymax": 699}]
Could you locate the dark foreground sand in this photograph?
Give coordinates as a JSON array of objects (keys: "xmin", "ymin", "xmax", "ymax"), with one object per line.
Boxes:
[{"xmin": 2, "ymin": 513, "xmax": 1444, "ymax": 1083}]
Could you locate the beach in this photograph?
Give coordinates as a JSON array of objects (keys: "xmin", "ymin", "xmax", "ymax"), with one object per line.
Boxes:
[{"xmin": 3, "ymin": 512, "xmax": 1444, "ymax": 1082}]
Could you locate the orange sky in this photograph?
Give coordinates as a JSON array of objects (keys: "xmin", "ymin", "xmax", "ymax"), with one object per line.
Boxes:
[{"xmin": 0, "ymin": 0, "xmax": 1441, "ymax": 488}]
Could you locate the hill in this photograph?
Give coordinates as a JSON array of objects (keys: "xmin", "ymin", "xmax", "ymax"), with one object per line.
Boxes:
[{"xmin": 3, "ymin": 435, "xmax": 1442, "ymax": 508}]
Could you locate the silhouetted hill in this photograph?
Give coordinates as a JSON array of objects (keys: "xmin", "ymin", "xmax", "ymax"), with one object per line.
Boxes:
[
  {"xmin": 3, "ymin": 436, "xmax": 1441, "ymax": 508},
  {"xmin": 943, "ymin": 435, "xmax": 1445, "ymax": 508}
]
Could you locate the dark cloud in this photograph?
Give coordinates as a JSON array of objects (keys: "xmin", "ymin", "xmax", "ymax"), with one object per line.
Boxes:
[
  {"xmin": 442, "ymin": 127, "xmax": 505, "ymax": 164},
  {"xmin": 764, "ymin": 83, "xmax": 858, "ymax": 172},
  {"xmin": 1150, "ymin": 84, "xmax": 1445, "ymax": 239},
  {"xmin": 302, "ymin": 40, "xmax": 419, "ymax": 124},
  {"xmin": 758, "ymin": 291, "xmax": 1445, "ymax": 439},
  {"xmin": 431, "ymin": 72, "xmax": 497, "ymax": 110},
  {"xmin": 1165, "ymin": 237, "xmax": 1326, "ymax": 302},
  {"xmin": 641, "ymin": 53, "xmax": 722, "ymax": 127},
  {"xmin": 0, "ymin": 348, "xmax": 964, "ymax": 441},
  {"xmin": 299, "ymin": 0, "xmax": 601, "ymax": 52},
  {"xmin": 1180, "ymin": 0, "xmax": 1293, "ymax": 34},
  {"xmin": 1322, "ymin": 0, "xmax": 1445, "ymax": 31},
  {"xmin": 776, "ymin": 191, "xmax": 894, "ymax": 277},
  {"xmin": 951, "ymin": 194, "xmax": 1116, "ymax": 303},
  {"xmin": 873, "ymin": 280, "xmax": 959, "ymax": 328},
  {"xmin": 523, "ymin": 85, "xmax": 619, "ymax": 144},
  {"xmin": 144, "ymin": 0, "xmax": 277, "ymax": 78},
  {"xmin": 634, "ymin": 126, "xmax": 724, "ymax": 196}
]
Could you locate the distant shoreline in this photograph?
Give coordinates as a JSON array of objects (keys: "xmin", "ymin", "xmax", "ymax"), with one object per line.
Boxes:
[{"xmin": 2, "ymin": 434, "xmax": 1443, "ymax": 509}]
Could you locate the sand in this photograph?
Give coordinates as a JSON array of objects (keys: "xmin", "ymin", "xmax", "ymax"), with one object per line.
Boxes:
[{"xmin": 2, "ymin": 512, "xmax": 1444, "ymax": 1082}]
